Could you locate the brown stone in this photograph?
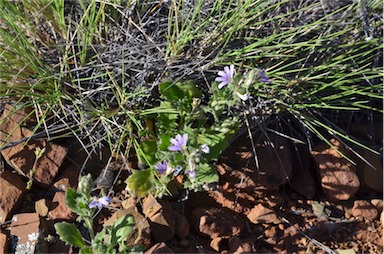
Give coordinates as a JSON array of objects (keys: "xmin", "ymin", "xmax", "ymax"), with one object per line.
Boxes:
[
  {"xmin": 352, "ymin": 200, "xmax": 378, "ymax": 220},
  {"xmin": 171, "ymin": 210, "xmax": 190, "ymax": 239},
  {"xmin": 356, "ymin": 149, "xmax": 383, "ymax": 193},
  {"xmin": 53, "ymin": 162, "xmax": 80, "ymax": 191},
  {"xmin": 48, "ymin": 192, "xmax": 76, "ymax": 221},
  {"xmin": 0, "ymin": 171, "xmax": 25, "ymax": 223},
  {"xmin": 228, "ymin": 236, "xmax": 256, "ymax": 254},
  {"xmin": 33, "ymin": 143, "xmax": 67, "ymax": 185},
  {"xmin": 142, "ymin": 194, "xmax": 163, "ymax": 218},
  {"xmin": 148, "ymin": 210, "xmax": 175, "ymax": 242},
  {"xmin": 0, "ymin": 105, "xmax": 67, "ymax": 185},
  {"xmin": 35, "ymin": 199, "xmax": 48, "ymax": 217},
  {"xmin": 122, "ymin": 197, "xmax": 137, "ymax": 210},
  {"xmin": 10, "ymin": 213, "xmax": 48, "ymax": 253},
  {"xmin": 145, "ymin": 242, "xmax": 174, "ymax": 254},
  {"xmin": 371, "ymin": 199, "xmax": 383, "ymax": 214},
  {"xmin": 247, "ymin": 204, "xmax": 280, "ymax": 224},
  {"xmin": 312, "ymin": 139, "xmax": 360, "ymax": 201},
  {"xmin": 0, "ymin": 232, "xmax": 8, "ymax": 254},
  {"xmin": 191, "ymin": 207, "xmax": 244, "ymax": 239},
  {"xmin": 217, "ymin": 133, "xmax": 293, "ymax": 193}
]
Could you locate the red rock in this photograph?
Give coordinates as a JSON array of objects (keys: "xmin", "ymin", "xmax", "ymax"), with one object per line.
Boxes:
[
  {"xmin": 312, "ymin": 139, "xmax": 360, "ymax": 201},
  {"xmin": 33, "ymin": 143, "xmax": 67, "ymax": 185},
  {"xmin": 10, "ymin": 213, "xmax": 48, "ymax": 253},
  {"xmin": 48, "ymin": 192, "xmax": 76, "ymax": 221},
  {"xmin": 145, "ymin": 242, "xmax": 174, "ymax": 254},
  {"xmin": 356, "ymin": 149, "xmax": 383, "ymax": 193},
  {"xmin": 274, "ymin": 225, "xmax": 301, "ymax": 253},
  {"xmin": 0, "ymin": 232, "xmax": 8, "ymax": 253},
  {"xmin": 172, "ymin": 210, "xmax": 190, "ymax": 239},
  {"xmin": 247, "ymin": 204, "xmax": 280, "ymax": 224},
  {"xmin": 53, "ymin": 162, "xmax": 80, "ymax": 191},
  {"xmin": 371, "ymin": 199, "xmax": 383, "ymax": 214},
  {"xmin": 148, "ymin": 209, "xmax": 175, "ymax": 242},
  {"xmin": 191, "ymin": 207, "xmax": 244, "ymax": 239},
  {"xmin": 352, "ymin": 200, "xmax": 378, "ymax": 220},
  {"xmin": 0, "ymin": 171, "xmax": 25, "ymax": 223},
  {"xmin": 0, "ymin": 105, "xmax": 67, "ymax": 186},
  {"xmin": 218, "ymin": 133, "xmax": 293, "ymax": 193},
  {"xmin": 228, "ymin": 236, "xmax": 256, "ymax": 254},
  {"xmin": 142, "ymin": 195, "xmax": 163, "ymax": 218}
]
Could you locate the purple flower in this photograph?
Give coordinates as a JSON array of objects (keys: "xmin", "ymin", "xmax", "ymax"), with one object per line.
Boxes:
[
  {"xmin": 89, "ymin": 196, "xmax": 112, "ymax": 209},
  {"xmin": 260, "ymin": 69, "xmax": 269, "ymax": 83},
  {"xmin": 186, "ymin": 170, "xmax": 196, "ymax": 178},
  {"xmin": 168, "ymin": 134, "xmax": 188, "ymax": 151},
  {"xmin": 154, "ymin": 161, "xmax": 168, "ymax": 174},
  {"xmin": 215, "ymin": 65, "xmax": 234, "ymax": 89}
]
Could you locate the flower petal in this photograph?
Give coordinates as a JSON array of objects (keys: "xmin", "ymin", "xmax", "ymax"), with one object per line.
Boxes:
[
  {"xmin": 182, "ymin": 133, "xmax": 188, "ymax": 145},
  {"xmin": 218, "ymin": 82, "xmax": 227, "ymax": 89},
  {"xmin": 99, "ymin": 196, "xmax": 111, "ymax": 206},
  {"xmin": 217, "ymin": 70, "xmax": 227, "ymax": 77},
  {"xmin": 229, "ymin": 65, "xmax": 234, "ymax": 77},
  {"xmin": 89, "ymin": 200, "xmax": 98, "ymax": 209},
  {"xmin": 170, "ymin": 138, "xmax": 178, "ymax": 146},
  {"xmin": 224, "ymin": 66, "xmax": 230, "ymax": 74},
  {"xmin": 215, "ymin": 77, "xmax": 227, "ymax": 82},
  {"xmin": 168, "ymin": 145, "xmax": 181, "ymax": 151}
]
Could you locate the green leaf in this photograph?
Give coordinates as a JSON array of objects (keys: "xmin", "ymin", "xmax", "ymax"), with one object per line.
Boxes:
[
  {"xmin": 159, "ymin": 134, "xmax": 171, "ymax": 151},
  {"xmin": 195, "ymin": 163, "xmax": 219, "ymax": 184},
  {"xmin": 156, "ymin": 102, "xmax": 179, "ymax": 131},
  {"xmin": 139, "ymin": 140, "xmax": 158, "ymax": 165},
  {"xmin": 110, "ymin": 214, "xmax": 135, "ymax": 248},
  {"xmin": 125, "ymin": 169, "xmax": 155, "ymax": 197},
  {"xmin": 77, "ymin": 174, "xmax": 94, "ymax": 196},
  {"xmin": 159, "ymin": 81, "xmax": 185, "ymax": 101},
  {"xmin": 79, "ymin": 247, "xmax": 93, "ymax": 254},
  {"xmin": 94, "ymin": 228, "xmax": 106, "ymax": 243},
  {"xmin": 179, "ymin": 81, "xmax": 202, "ymax": 99},
  {"xmin": 65, "ymin": 188, "xmax": 80, "ymax": 213},
  {"xmin": 54, "ymin": 222, "xmax": 86, "ymax": 247}
]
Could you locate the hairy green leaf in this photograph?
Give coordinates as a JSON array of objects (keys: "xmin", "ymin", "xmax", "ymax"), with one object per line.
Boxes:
[{"xmin": 54, "ymin": 222, "xmax": 85, "ymax": 247}]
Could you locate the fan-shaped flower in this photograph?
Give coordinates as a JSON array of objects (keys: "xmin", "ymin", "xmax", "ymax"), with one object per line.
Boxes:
[
  {"xmin": 168, "ymin": 133, "xmax": 188, "ymax": 151},
  {"xmin": 154, "ymin": 161, "xmax": 168, "ymax": 174},
  {"xmin": 215, "ymin": 65, "xmax": 234, "ymax": 89},
  {"xmin": 89, "ymin": 195, "xmax": 112, "ymax": 209}
]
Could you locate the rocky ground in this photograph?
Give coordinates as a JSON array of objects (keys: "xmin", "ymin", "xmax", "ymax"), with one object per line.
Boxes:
[{"xmin": 0, "ymin": 104, "xmax": 382, "ymax": 253}]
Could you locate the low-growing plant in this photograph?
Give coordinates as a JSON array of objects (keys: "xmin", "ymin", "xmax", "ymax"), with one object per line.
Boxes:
[
  {"xmin": 54, "ymin": 174, "xmax": 144, "ymax": 254},
  {"xmin": 125, "ymin": 65, "xmax": 269, "ymax": 198}
]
